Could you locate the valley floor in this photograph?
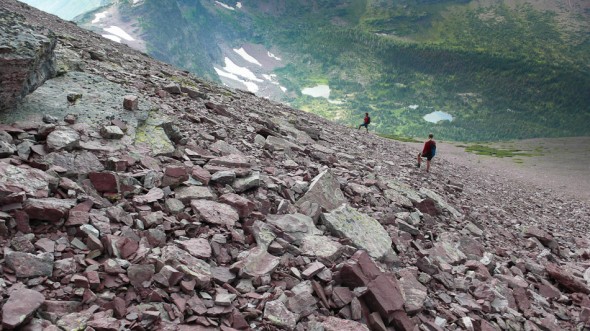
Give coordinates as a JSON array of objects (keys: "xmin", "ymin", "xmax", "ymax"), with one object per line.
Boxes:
[{"xmin": 405, "ymin": 137, "xmax": 590, "ymax": 203}]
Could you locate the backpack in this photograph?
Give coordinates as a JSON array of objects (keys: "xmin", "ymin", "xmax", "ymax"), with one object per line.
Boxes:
[
  {"xmin": 366, "ymin": 116, "xmax": 371, "ymax": 124},
  {"xmin": 431, "ymin": 142, "xmax": 436, "ymax": 157}
]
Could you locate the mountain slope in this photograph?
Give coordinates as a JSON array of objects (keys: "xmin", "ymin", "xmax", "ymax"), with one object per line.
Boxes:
[
  {"xmin": 1, "ymin": 1, "xmax": 590, "ymax": 330},
  {"xmin": 25, "ymin": 0, "xmax": 590, "ymax": 141}
]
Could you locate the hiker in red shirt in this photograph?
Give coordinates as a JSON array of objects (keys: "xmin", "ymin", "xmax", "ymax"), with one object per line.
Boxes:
[
  {"xmin": 416, "ymin": 133, "xmax": 436, "ymax": 172},
  {"xmin": 358, "ymin": 112, "xmax": 370, "ymax": 132}
]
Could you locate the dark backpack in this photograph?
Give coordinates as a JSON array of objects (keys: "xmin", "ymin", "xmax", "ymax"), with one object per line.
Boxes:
[
  {"xmin": 431, "ymin": 142, "xmax": 436, "ymax": 157},
  {"xmin": 367, "ymin": 116, "xmax": 371, "ymax": 124}
]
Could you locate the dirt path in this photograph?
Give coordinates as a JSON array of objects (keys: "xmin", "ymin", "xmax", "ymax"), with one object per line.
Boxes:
[{"xmin": 404, "ymin": 137, "xmax": 590, "ymax": 202}]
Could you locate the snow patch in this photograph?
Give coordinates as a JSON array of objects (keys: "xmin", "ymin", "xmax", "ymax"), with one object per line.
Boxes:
[
  {"xmin": 92, "ymin": 11, "xmax": 108, "ymax": 24},
  {"xmin": 234, "ymin": 48, "xmax": 262, "ymax": 66},
  {"xmin": 409, "ymin": 105, "xmax": 419, "ymax": 110},
  {"xmin": 221, "ymin": 58, "xmax": 263, "ymax": 82},
  {"xmin": 102, "ymin": 34, "xmax": 122, "ymax": 43},
  {"xmin": 215, "ymin": 1, "xmax": 235, "ymax": 10},
  {"xmin": 280, "ymin": 86, "xmax": 287, "ymax": 92},
  {"xmin": 236, "ymin": 2, "xmax": 242, "ymax": 8},
  {"xmin": 215, "ymin": 68, "xmax": 259, "ymax": 93},
  {"xmin": 267, "ymin": 52, "xmax": 282, "ymax": 61},
  {"xmin": 103, "ymin": 26, "xmax": 135, "ymax": 41}
]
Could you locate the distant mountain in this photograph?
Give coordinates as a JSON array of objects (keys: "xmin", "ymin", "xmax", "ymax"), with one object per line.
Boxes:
[
  {"xmin": 18, "ymin": 0, "xmax": 112, "ymax": 20},
  {"xmin": 23, "ymin": 0, "xmax": 590, "ymax": 141}
]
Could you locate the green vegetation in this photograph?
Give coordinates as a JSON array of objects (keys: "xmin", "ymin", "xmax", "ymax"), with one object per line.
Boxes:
[
  {"xmin": 78, "ymin": 0, "xmax": 590, "ymax": 142},
  {"xmin": 377, "ymin": 133, "xmax": 421, "ymax": 143},
  {"xmin": 464, "ymin": 144, "xmax": 543, "ymax": 157}
]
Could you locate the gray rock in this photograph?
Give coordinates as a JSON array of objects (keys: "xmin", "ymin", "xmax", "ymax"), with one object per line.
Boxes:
[
  {"xmin": 233, "ymin": 171, "xmax": 261, "ymax": 192},
  {"xmin": 266, "ymin": 213, "xmax": 322, "ymax": 244},
  {"xmin": 16, "ymin": 139, "xmax": 34, "ymax": 160},
  {"xmin": 5, "ymin": 251, "xmax": 54, "ymax": 277},
  {"xmin": 0, "ymin": 9, "xmax": 56, "ymax": 111},
  {"xmin": 295, "ymin": 169, "xmax": 346, "ymax": 212},
  {"xmin": 191, "ymin": 199, "xmax": 239, "ymax": 227},
  {"xmin": 42, "ymin": 150, "xmax": 104, "ymax": 176},
  {"xmin": 264, "ymin": 135, "xmax": 303, "ymax": 152},
  {"xmin": 300, "ymin": 235, "xmax": 342, "ymax": 261},
  {"xmin": 46, "ymin": 127, "xmax": 80, "ymax": 151},
  {"xmin": 264, "ymin": 300, "xmax": 299, "ymax": 330},
  {"xmin": 0, "ymin": 140, "xmax": 16, "ymax": 157},
  {"xmin": 100, "ymin": 125, "xmax": 125, "ymax": 139},
  {"xmin": 211, "ymin": 140, "xmax": 241, "ymax": 156},
  {"xmin": 211, "ymin": 170, "xmax": 236, "ymax": 184},
  {"xmin": 321, "ymin": 204, "xmax": 395, "ymax": 260},
  {"xmin": 174, "ymin": 186, "xmax": 213, "ymax": 203},
  {"xmin": 234, "ymin": 246, "xmax": 281, "ymax": 278}
]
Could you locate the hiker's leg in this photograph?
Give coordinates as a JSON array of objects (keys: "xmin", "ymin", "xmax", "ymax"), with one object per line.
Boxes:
[
  {"xmin": 417, "ymin": 153, "xmax": 421, "ymax": 166},
  {"xmin": 426, "ymin": 159, "xmax": 431, "ymax": 172},
  {"xmin": 365, "ymin": 125, "xmax": 368, "ymax": 132}
]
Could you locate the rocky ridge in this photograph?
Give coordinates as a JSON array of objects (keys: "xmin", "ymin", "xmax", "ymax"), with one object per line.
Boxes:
[{"xmin": 0, "ymin": 0, "xmax": 589, "ymax": 330}]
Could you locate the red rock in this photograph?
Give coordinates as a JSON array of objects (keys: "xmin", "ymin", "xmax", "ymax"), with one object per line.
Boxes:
[
  {"xmin": 72, "ymin": 274, "xmax": 89, "ymax": 288},
  {"xmin": 415, "ymin": 198, "xmax": 441, "ymax": 216},
  {"xmin": 127, "ymin": 264, "xmax": 155, "ymax": 288},
  {"xmin": 2, "ymin": 289, "xmax": 45, "ymax": 329},
  {"xmin": 219, "ymin": 193, "xmax": 256, "ymax": 218},
  {"xmin": 369, "ymin": 312, "xmax": 388, "ymax": 331},
  {"xmin": 178, "ymin": 238, "xmax": 212, "ymax": 259},
  {"xmin": 154, "ymin": 265, "xmax": 184, "ymax": 287},
  {"xmin": 66, "ymin": 210, "xmax": 89, "ymax": 226},
  {"xmin": 140, "ymin": 156, "xmax": 161, "ymax": 171},
  {"xmin": 162, "ymin": 165, "xmax": 189, "ymax": 187},
  {"xmin": 302, "ymin": 261, "xmax": 326, "ymax": 279},
  {"xmin": 117, "ymin": 237, "xmax": 139, "ymax": 259},
  {"xmin": 123, "ymin": 95, "xmax": 138, "ymax": 110},
  {"xmin": 545, "ymin": 263, "xmax": 590, "ymax": 294},
  {"xmin": 191, "ymin": 166, "xmax": 212, "ymax": 186},
  {"xmin": 34, "ymin": 237, "xmax": 55, "ymax": 253},
  {"xmin": 332, "ymin": 287, "xmax": 353, "ymax": 308},
  {"xmin": 23, "ymin": 198, "xmax": 76, "ymax": 222},
  {"xmin": 14, "ymin": 210, "xmax": 31, "ymax": 233},
  {"xmin": 112, "ymin": 296, "xmax": 127, "ymax": 318},
  {"xmin": 89, "ymin": 172, "xmax": 119, "ymax": 193},
  {"xmin": 86, "ymin": 270, "xmax": 101, "ymax": 289}
]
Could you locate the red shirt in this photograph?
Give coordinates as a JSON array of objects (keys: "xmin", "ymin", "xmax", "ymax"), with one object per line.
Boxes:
[
  {"xmin": 364, "ymin": 116, "xmax": 370, "ymax": 124},
  {"xmin": 422, "ymin": 140, "xmax": 435, "ymax": 155}
]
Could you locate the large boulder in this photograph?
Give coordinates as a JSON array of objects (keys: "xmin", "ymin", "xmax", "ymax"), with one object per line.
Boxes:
[
  {"xmin": 0, "ymin": 162, "xmax": 55, "ymax": 197},
  {"xmin": 0, "ymin": 8, "xmax": 56, "ymax": 111},
  {"xmin": 2, "ymin": 289, "xmax": 45, "ymax": 329},
  {"xmin": 321, "ymin": 204, "xmax": 395, "ymax": 261},
  {"xmin": 266, "ymin": 213, "xmax": 321, "ymax": 245},
  {"xmin": 338, "ymin": 251, "xmax": 414, "ymax": 329},
  {"xmin": 295, "ymin": 169, "xmax": 346, "ymax": 211}
]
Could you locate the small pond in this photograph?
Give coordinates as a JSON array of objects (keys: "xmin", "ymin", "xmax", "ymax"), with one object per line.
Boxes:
[{"xmin": 423, "ymin": 111, "xmax": 453, "ymax": 123}]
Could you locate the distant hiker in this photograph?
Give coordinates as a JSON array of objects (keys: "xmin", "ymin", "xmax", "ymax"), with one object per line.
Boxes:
[
  {"xmin": 416, "ymin": 133, "xmax": 436, "ymax": 172},
  {"xmin": 358, "ymin": 112, "xmax": 371, "ymax": 132}
]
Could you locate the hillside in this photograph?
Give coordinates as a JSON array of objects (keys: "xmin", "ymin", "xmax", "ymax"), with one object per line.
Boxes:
[
  {"xmin": 1, "ymin": 1, "xmax": 590, "ymax": 330},
  {"xmin": 67, "ymin": 0, "xmax": 590, "ymax": 142}
]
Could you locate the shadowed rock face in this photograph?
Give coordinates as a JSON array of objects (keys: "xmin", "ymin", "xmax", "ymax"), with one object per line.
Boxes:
[{"xmin": 0, "ymin": 8, "xmax": 56, "ymax": 111}]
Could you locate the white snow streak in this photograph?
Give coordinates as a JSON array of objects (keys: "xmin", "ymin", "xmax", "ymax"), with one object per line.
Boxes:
[
  {"xmin": 234, "ymin": 48, "xmax": 262, "ymax": 66},
  {"xmin": 102, "ymin": 34, "xmax": 122, "ymax": 43},
  {"xmin": 103, "ymin": 26, "xmax": 135, "ymax": 41}
]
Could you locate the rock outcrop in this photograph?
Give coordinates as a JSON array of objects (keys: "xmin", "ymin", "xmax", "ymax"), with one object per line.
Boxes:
[
  {"xmin": 0, "ymin": 8, "xmax": 56, "ymax": 111},
  {"xmin": 0, "ymin": 1, "xmax": 588, "ymax": 330}
]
